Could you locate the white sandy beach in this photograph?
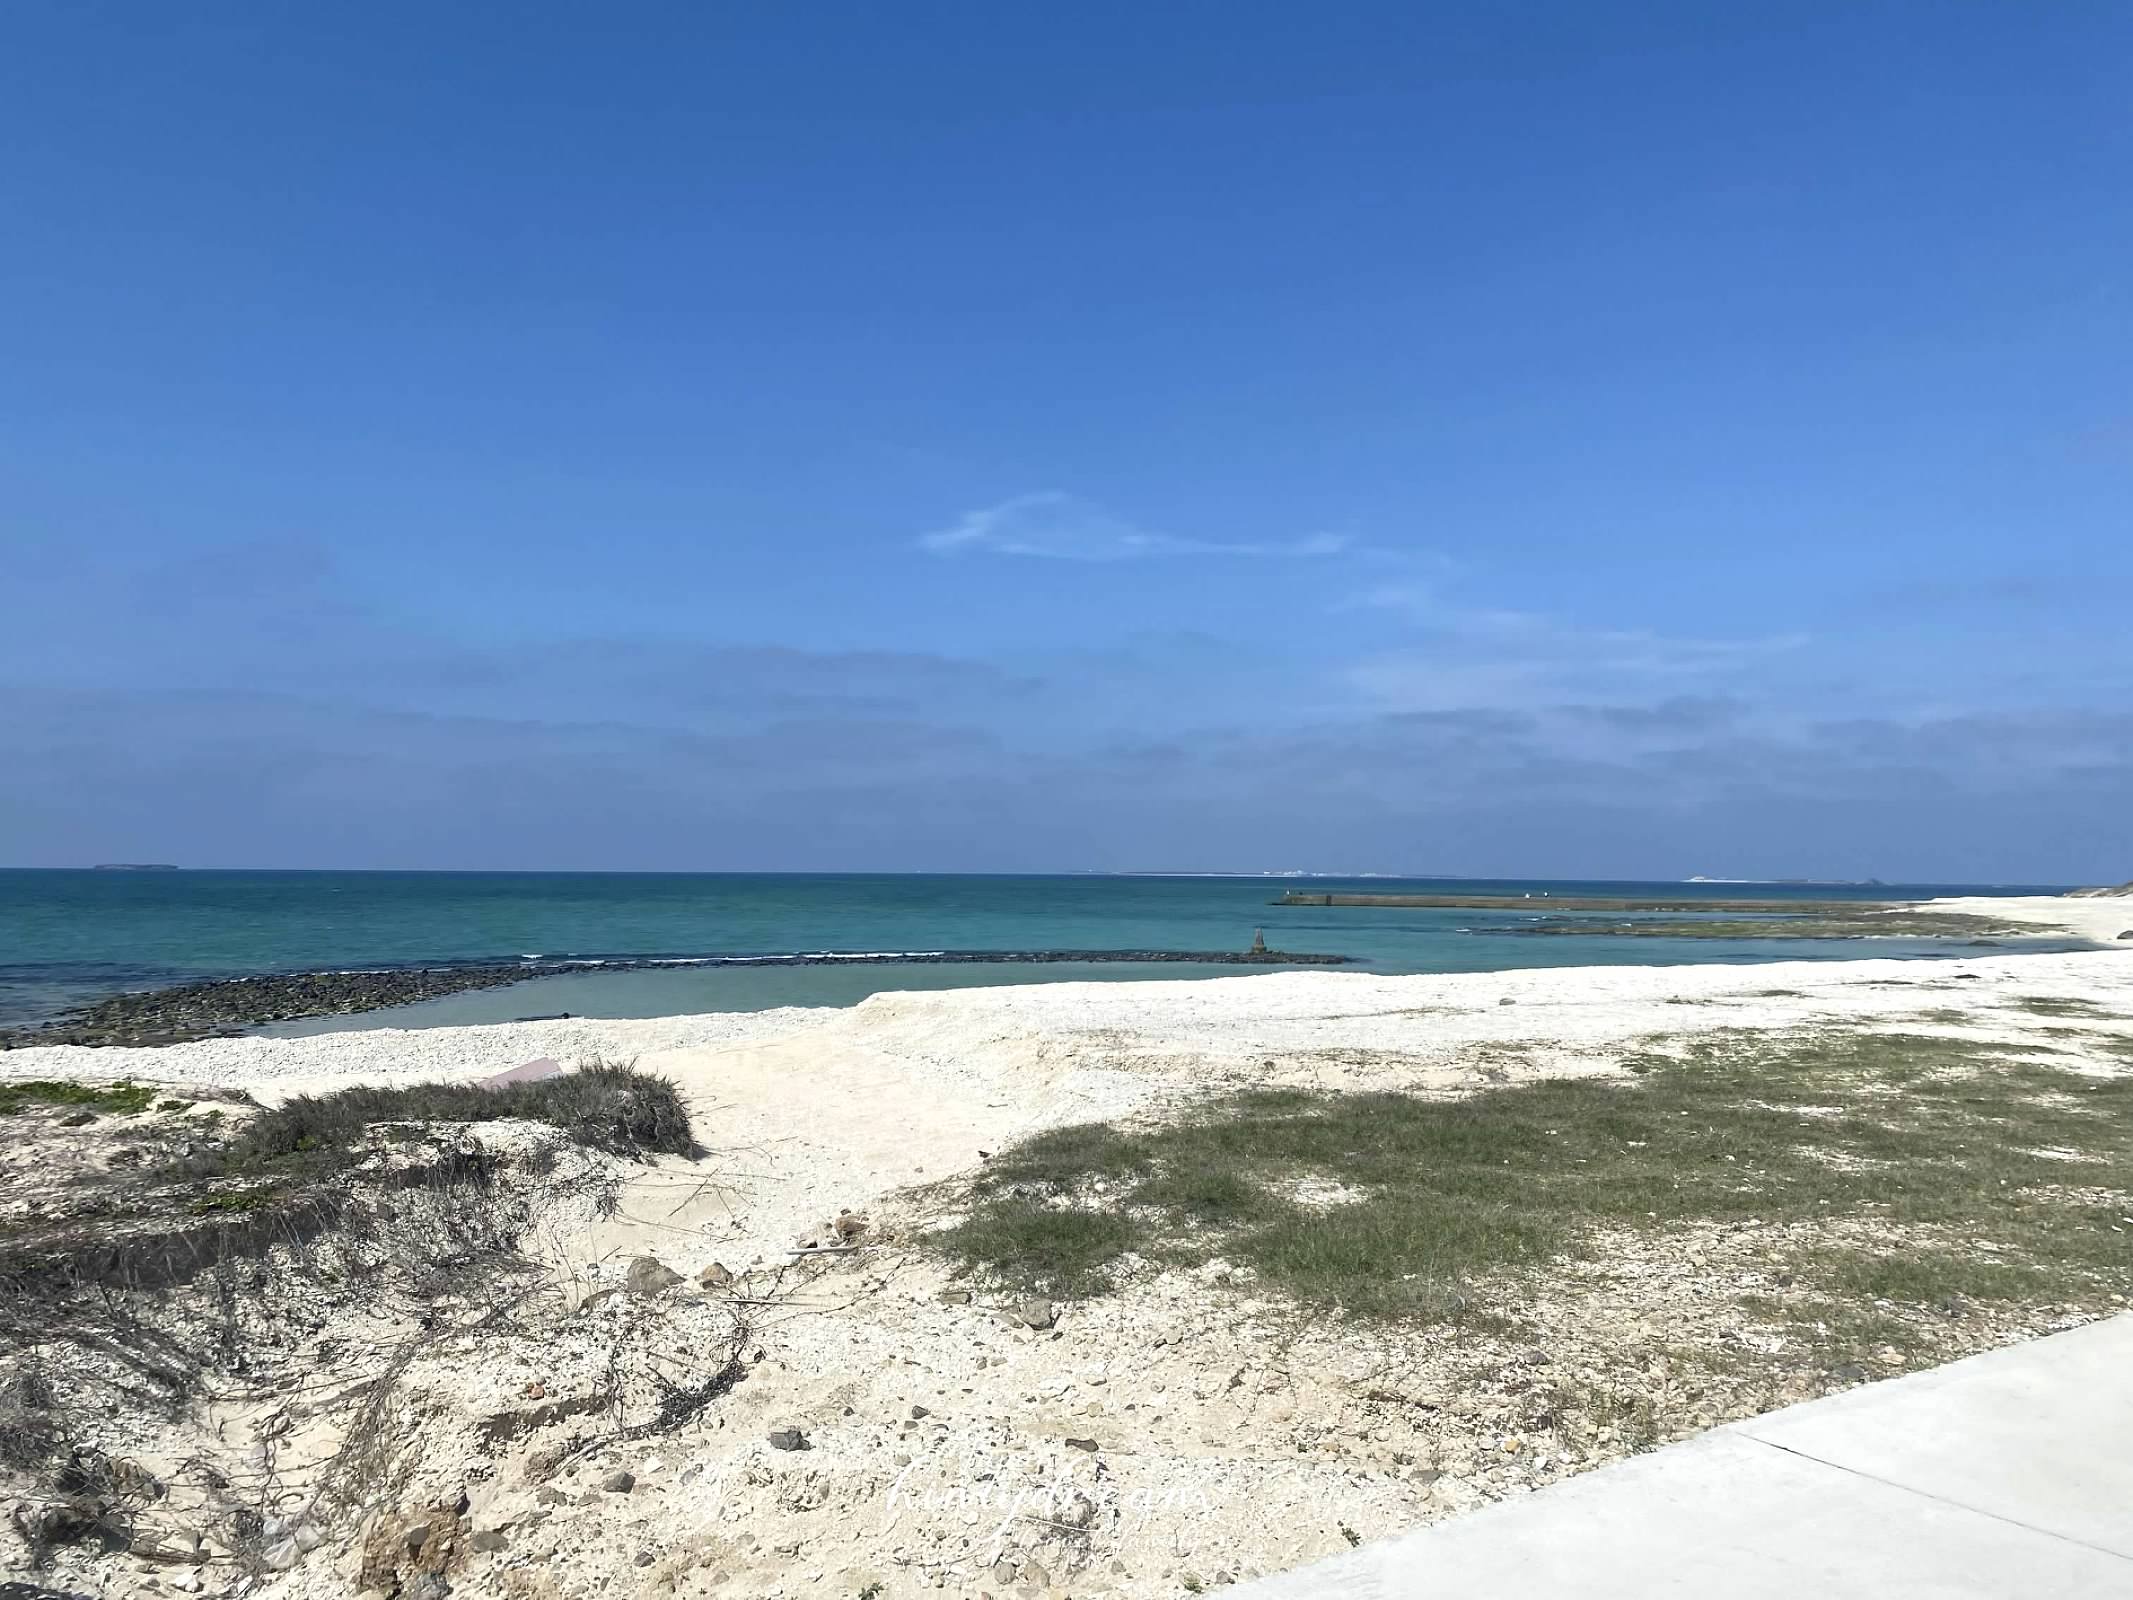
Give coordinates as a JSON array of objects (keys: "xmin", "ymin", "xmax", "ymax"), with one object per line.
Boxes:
[
  {"xmin": 5, "ymin": 902, "xmax": 2130, "ymax": 1598},
  {"xmin": 1923, "ymin": 889, "xmax": 2133, "ymax": 945}
]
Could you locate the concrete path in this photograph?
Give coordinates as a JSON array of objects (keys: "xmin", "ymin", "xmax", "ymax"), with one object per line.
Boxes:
[{"xmin": 1236, "ymin": 1315, "xmax": 2133, "ymax": 1598}]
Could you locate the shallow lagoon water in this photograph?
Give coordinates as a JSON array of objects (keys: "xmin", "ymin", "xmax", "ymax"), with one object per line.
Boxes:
[{"xmin": 0, "ymin": 869, "xmax": 2076, "ymax": 1032}]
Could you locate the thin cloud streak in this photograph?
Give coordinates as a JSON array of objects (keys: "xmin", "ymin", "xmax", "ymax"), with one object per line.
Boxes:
[{"xmin": 921, "ymin": 492, "xmax": 1348, "ymax": 561}]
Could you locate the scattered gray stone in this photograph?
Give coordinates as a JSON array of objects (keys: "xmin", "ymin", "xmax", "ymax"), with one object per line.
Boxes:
[
  {"xmin": 406, "ymin": 1576, "xmax": 452, "ymax": 1600},
  {"xmin": 767, "ymin": 1427, "xmax": 810, "ymax": 1451},
  {"xmin": 697, "ymin": 1261, "xmax": 735, "ymax": 1290},
  {"xmin": 1024, "ymin": 1561, "xmax": 1051, "ymax": 1588},
  {"xmin": 936, "ymin": 1288, "xmax": 973, "ymax": 1305},
  {"xmin": 1829, "ymin": 1362, "xmax": 1870, "ymax": 1384},
  {"xmin": 261, "ymin": 1536, "xmax": 302, "ymax": 1570},
  {"xmin": 634, "ymin": 1552, "xmax": 655, "ymax": 1568},
  {"xmin": 470, "ymin": 1529, "xmax": 507, "ymax": 1553},
  {"xmin": 1013, "ymin": 1296, "xmax": 1056, "ymax": 1330},
  {"xmin": 600, "ymin": 1470, "xmax": 636, "ymax": 1493},
  {"xmin": 1498, "ymin": 997, "xmax": 1516, "ymax": 1006},
  {"xmin": 1064, "ymin": 1437, "xmax": 1098, "ymax": 1452},
  {"xmin": 403, "ymin": 1521, "xmax": 432, "ymax": 1553},
  {"xmin": 909, "ymin": 1404, "xmax": 931, "ymax": 1420},
  {"xmin": 625, "ymin": 1257, "xmax": 684, "ymax": 1296}
]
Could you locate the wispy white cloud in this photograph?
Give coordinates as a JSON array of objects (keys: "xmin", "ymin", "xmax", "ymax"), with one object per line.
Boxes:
[{"xmin": 921, "ymin": 492, "xmax": 1348, "ymax": 561}]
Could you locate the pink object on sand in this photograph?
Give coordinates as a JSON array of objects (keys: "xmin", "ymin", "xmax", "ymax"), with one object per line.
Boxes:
[{"xmin": 481, "ymin": 1057, "xmax": 563, "ymax": 1089}]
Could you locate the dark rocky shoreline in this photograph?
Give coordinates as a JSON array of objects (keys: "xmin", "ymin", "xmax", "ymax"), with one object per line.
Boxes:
[
  {"xmin": 0, "ymin": 947, "xmax": 1355, "ymax": 1049},
  {"xmin": 0, "ymin": 964, "xmax": 582, "ymax": 1048}
]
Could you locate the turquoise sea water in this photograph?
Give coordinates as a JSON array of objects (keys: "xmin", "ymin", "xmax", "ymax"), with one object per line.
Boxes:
[{"xmin": 0, "ymin": 870, "xmax": 2081, "ymax": 1032}]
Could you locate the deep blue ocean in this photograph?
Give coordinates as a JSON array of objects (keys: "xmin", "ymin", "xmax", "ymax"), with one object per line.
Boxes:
[{"xmin": 0, "ymin": 870, "xmax": 2078, "ymax": 1034}]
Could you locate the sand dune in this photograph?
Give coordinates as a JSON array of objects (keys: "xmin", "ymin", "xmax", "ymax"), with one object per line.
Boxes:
[{"xmin": 5, "ymin": 940, "xmax": 2130, "ymax": 1597}]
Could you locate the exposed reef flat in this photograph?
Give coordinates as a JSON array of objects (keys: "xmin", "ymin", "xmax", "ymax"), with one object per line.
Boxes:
[
  {"xmin": 1273, "ymin": 892, "xmax": 1914, "ymax": 913},
  {"xmin": 1272, "ymin": 891, "xmax": 2081, "ymax": 945},
  {"xmin": 1496, "ymin": 911, "xmax": 2041, "ymax": 941}
]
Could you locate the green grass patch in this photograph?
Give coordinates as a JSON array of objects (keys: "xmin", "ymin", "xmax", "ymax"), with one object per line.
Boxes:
[
  {"xmin": 191, "ymin": 1061, "xmax": 698, "ymax": 1179},
  {"xmin": 936, "ymin": 1202, "xmax": 1137, "ymax": 1297},
  {"xmin": 933, "ymin": 1030, "xmax": 2133, "ymax": 1321},
  {"xmin": 1799, "ymin": 1244, "xmax": 2056, "ymax": 1305},
  {"xmin": 1786, "ymin": 1300, "xmax": 1934, "ymax": 1366},
  {"xmin": 0, "ymin": 1080, "xmax": 157, "ymax": 1118}
]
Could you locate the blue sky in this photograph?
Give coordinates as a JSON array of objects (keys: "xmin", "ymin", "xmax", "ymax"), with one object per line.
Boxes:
[{"xmin": 4, "ymin": 2, "xmax": 2129, "ymax": 878}]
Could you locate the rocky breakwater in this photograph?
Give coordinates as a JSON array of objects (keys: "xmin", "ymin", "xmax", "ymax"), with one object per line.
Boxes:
[
  {"xmin": 0, "ymin": 964, "xmax": 578, "ymax": 1049},
  {"xmin": 1, "ymin": 948, "xmax": 1356, "ymax": 1048}
]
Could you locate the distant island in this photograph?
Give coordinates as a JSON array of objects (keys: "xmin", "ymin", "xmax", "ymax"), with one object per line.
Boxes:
[{"xmin": 89, "ymin": 863, "xmax": 179, "ymax": 871}]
